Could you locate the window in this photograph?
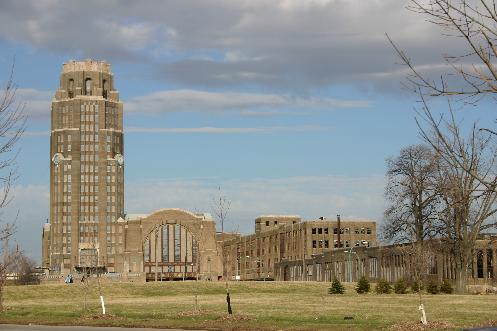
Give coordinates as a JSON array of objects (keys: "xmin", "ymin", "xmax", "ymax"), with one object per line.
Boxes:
[
  {"xmin": 265, "ymin": 221, "xmax": 269, "ymax": 226},
  {"xmin": 318, "ymin": 228, "xmax": 322, "ymax": 234},
  {"xmin": 85, "ymin": 78, "xmax": 92, "ymax": 95},
  {"xmin": 333, "ymin": 228, "xmax": 338, "ymax": 234},
  {"xmin": 174, "ymin": 224, "xmax": 181, "ymax": 262},
  {"xmin": 312, "ymin": 228, "xmax": 316, "ymax": 234},
  {"xmin": 312, "ymin": 240, "xmax": 317, "ymax": 248},
  {"xmin": 366, "ymin": 228, "xmax": 372, "ymax": 234},
  {"xmin": 144, "ymin": 238, "xmax": 150, "ymax": 262},
  {"xmin": 68, "ymin": 79, "xmax": 74, "ymax": 98},
  {"xmin": 102, "ymin": 79, "xmax": 108, "ymax": 98},
  {"xmin": 324, "ymin": 228, "xmax": 329, "ymax": 234},
  {"xmin": 162, "ymin": 226, "xmax": 169, "ymax": 262}
]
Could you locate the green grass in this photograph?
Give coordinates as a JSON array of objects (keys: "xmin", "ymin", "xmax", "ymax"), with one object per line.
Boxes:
[{"xmin": 1, "ymin": 281, "xmax": 496, "ymax": 330}]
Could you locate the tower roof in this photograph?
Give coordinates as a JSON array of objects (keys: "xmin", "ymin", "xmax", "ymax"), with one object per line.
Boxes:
[{"xmin": 62, "ymin": 59, "xmax": 112, "ymax": 74}]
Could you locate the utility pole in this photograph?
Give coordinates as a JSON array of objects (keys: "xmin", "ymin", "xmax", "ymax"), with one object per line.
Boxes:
[
  {"xmin": 302, "ymin": 225, "xmax": 306, "ymax": 281},
  {"xmin": 154, "ymin": 226, "xmax": 159, "ymax": 282},
  {"xmin": 183, "ymin": 234, "xmax": 187, "ymax": 281}
]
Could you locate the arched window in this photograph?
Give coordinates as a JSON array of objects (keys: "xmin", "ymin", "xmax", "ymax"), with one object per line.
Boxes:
[
  {"xmin": 102, "ymin": 79, "xmax": 108, "ymax": 99},
  {"xmin": 85, "ymin": 78, "xmax": 92, "ymax": 96},
  {"xmin": 68, "ymin": 79, "xmax": 74, "ymax": 98}
]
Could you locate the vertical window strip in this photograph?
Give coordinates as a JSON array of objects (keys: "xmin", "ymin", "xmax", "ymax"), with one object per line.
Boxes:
[
  {"xmin": 174, "ymin": 224, "xmax": 181, "ymax": 262},
  {"xmin": 144, "ymin": 238, "xmax": 150, "ymax": 262},
  {"xmin": 162, "ymin": 225, "xmax": 169, "ymax": 262}
]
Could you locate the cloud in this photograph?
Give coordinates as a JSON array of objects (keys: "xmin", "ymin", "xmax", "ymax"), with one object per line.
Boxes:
[
  {"xmin": 10, "ymin": 175, "xmax": 386, "ymax": 263},
  {"xmin": 0, "ymin": 88, "xmax": 52, "ymax": 119},
  {"xmin": 0, "ymin": 184, "xmax": 49, "ymax": 261},
  {"xmin": 125, "ymin": 125, "xmax": 330, "ymax": 134},
  {"xmin": 14, "ymin": 87, "xmax": 369, "ymax": 123},
  {"xmin": 23, "ymin": 130, "xmax": 49, "ymax": 137},
  {"xmin": 0, "ymin": 1, "xmax": 163, "ymax": 61},
  {"xmin": 0, "ymin": 0, "xmax": 467, "ymax": 91},
  {"xmin": 126, "ymin": 90, "xmax": 369, "ymax": 115},
  {"xmin": 25, "ymin": 125, "xmax": 329, "ymax": 136},
  {"xmin": 125, "ymin": 175, "xmax": 386, "ymax": 234}
]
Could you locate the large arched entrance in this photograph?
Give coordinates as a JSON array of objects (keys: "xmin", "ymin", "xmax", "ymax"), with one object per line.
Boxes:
[{"xmin": 143, "ymin": 223, "xmax": 199, "ymax": 281}]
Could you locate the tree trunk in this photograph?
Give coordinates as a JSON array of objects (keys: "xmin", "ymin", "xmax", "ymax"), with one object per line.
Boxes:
[
  {"xmin": 226, "ymin": 291, "xmax": 232, "ymax": 315},
  {"xmin": 454, "ymin": 253, "xmax": 469, "ymax": 294},
  {"xmin": 455, "ymin": 267, "xmax": 467, "ymax": 294},
  {"xmin": 0, "ymin": 280, "xmax": 3, "ymax": 312}
]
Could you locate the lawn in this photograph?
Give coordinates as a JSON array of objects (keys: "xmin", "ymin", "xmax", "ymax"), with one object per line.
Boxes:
[{"xmin": 0, "ymin": 281, "xmax": 496, "ymax": 330}]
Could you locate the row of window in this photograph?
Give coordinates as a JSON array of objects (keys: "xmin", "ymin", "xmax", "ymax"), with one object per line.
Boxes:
[
  {"xmin": 144, "ymin": 224, "xmax": 185, "ymax": 263},
  {"xmin": 67, "ymin": 78, "xmax": 109, "ymax": 98},
  {"xmin": 57, "ymin": 133, "xmax": 119, "ymax": 144},
  {"xmin": 264, "ymin": 220, "xmax": 297, "ymax": 226},
  {"xmin": 310, "ymin": 239, "xmax": 366, "ymax": 250},
  {"xmin": 311, "ymin": 227, "xmax": 372, "ymax": 235}
]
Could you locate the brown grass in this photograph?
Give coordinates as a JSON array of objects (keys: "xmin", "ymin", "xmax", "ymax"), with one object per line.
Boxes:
[{"xmin": 0, "ymin": 281, "xmax": 496, "ymax": 330}]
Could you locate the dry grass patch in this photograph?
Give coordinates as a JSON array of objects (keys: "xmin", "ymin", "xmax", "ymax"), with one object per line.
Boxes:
[{"xmin": 1, "ymin": 281, "xmax": 497, "ymax": 330}]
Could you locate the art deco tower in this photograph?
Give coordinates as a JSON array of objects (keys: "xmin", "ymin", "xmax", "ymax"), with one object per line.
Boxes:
[{"xmin": 48, "ymin": 60, "xmax": 124, "ymax": 273}]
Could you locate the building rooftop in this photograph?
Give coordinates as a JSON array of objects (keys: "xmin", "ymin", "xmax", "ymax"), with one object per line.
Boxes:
[{"xmin": 62, "ymin": 59, "xmax": 112, "ymax": 74}]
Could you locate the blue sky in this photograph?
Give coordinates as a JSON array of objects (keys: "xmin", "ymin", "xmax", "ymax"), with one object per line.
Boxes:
[{"xmin": 0, "ymin": 0, "xmax": 493, "ymax": 261}]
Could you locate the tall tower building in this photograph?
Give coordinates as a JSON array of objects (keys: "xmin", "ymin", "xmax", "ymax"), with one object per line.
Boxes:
[{"xmin": 47, "ymin": 59, "xmax": 124, "ymax": 274}]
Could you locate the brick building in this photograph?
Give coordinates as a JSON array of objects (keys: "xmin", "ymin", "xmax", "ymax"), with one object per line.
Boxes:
[
  {"xmin": 42, "ymin": 60, "xmax": 406, "ymax": 284},
  {"xmin": 275, "ymin": 235, "xmax": 497, "ymax": 285},
  {"xmin": 222, "ymin": 215, "xmax": 377, "ymax": 280},
  {"xmin": 44, "ymin": 60, "xmax": 124, "ymax": 274}
]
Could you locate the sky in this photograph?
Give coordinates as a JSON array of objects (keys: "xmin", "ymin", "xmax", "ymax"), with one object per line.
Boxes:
[{"xmin": 0, "ymin": 0, "xmax": 494, "ymax": 262}]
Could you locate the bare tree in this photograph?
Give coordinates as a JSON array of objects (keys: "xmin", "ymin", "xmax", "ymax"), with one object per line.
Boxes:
[
  {"xmin": 0, "ymin": 224, "xmax": 14, "ymax": 311},
  {"xmin": 382, "ymin": 144, "xmax": 441, "ymax": 322},
  {"xmin": 211, "ymin": 186, "xmax": 231, "ymax": 233},
  {"xmin": 418, "ymin": 105, "xmax": 497, "ymax": 293},
  {"xmin": 0, "ymin": 63, "xmax": 26, "ymax": 311},
  {"xmin": 388, "ymin": 0, "xmax": 497, "ymax": 293},
  {"xmin": 391, "ymin": 1, "xmax": 497, "ymax": 101},
  {"xmin": 383, "ymin": 144, "xmax": 440, "ymax": 244},
  {"xmin": 79, "ymin": 230, "xmax": 106, "ymax": 315},
  {"xmin": 9, "ymin": 249, "xmax": 38, "ymax": 285}
]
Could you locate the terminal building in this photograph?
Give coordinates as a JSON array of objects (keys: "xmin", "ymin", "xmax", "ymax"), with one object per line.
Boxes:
[
  {"xmin": 42, "ymin": 60, "xmax": 496, "ymax": 286},
  {"xmin": 222, "ymin": 215, "xmax": 376, "ymax": 280},
  {"xmin": 43, "ymin": 60, "xmax": 124, "ymax": 274}
]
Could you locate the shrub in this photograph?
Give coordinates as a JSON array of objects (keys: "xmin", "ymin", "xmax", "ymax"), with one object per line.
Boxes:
[
  {"xmin": 427, "ymin": 281, "xmax": 439, "ymax": 294},
  {"xmin": 394, "ymin": 278, "xmax": 408, "ymax": 294},
  {"xmin": 356, "ymin": 276, "xmax": 371, "ymax": 294},
  {"xmin": 375, "ymin": 279, "xmax": 392, "ymax": 294},
  {"xmin": 411, "ymin": 281, "xmax": 421, "ymax": 293},
  {"xmin": 329, "ymin": 278, "xmax": 345, "ymax": 294},
  {"xmin": 440, "ymin": 279, "xmax": 453, "ymax": 294}
]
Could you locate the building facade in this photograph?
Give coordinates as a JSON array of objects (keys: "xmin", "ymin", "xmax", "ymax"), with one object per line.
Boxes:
[
  {"xmin": 222, "ymin": 215, "xmax": 377, "ymax": 280},
  {"xmin": 275, "ymin": 236, "xmax": 497, "ymax": 286},
  {"xmin": 44, "ymin": 60, "xmax": 124, "ymax": 274},
  {"xmin": 109, "ymin": 209, "xmax": 223, "ymax": 280},
  {"xmin": 42, "ymin": 59, "xmax": 390, "ymax": 283}
]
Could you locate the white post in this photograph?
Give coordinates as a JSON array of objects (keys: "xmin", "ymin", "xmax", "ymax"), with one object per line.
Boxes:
[
  {"xmin": 418, "ymin": 303, "xmax": 427, "ymax": 325},
  {"xmin": 100, "ymin": 295, "xmax": 106, "ymax": 315}
]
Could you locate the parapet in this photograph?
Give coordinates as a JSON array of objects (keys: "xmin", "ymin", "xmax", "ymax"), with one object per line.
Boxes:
[{"xmin": 62, "ymin": 59, "xmax": 112, "ymax": 74}]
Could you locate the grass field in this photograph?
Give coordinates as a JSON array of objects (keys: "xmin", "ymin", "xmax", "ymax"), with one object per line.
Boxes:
[{"xmin": 0, "ymin": 281, "xmax": 496, "ymax": 330}]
